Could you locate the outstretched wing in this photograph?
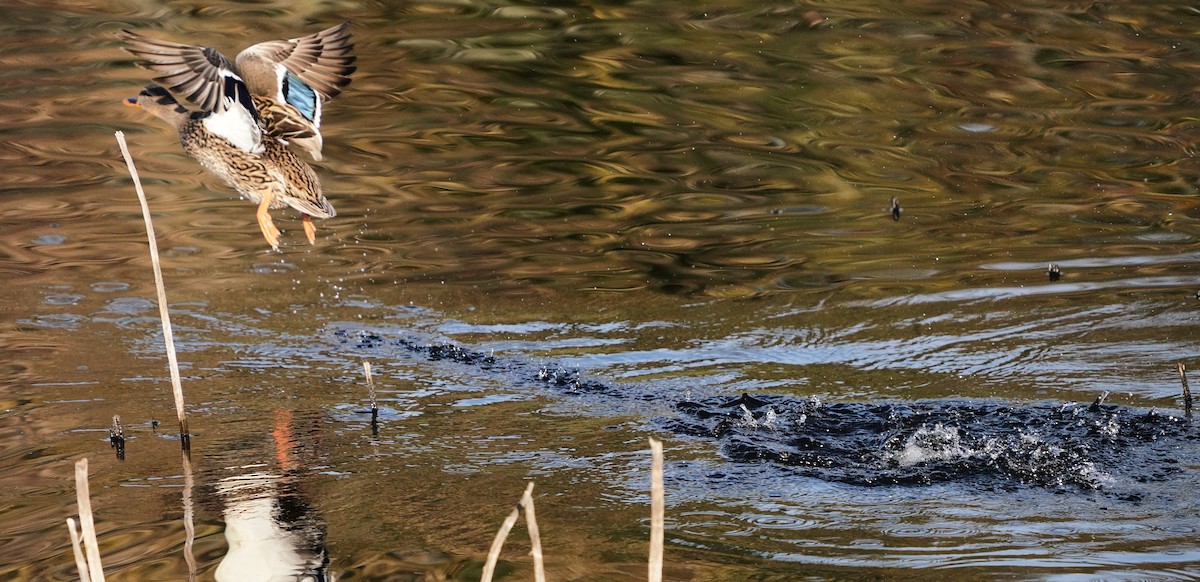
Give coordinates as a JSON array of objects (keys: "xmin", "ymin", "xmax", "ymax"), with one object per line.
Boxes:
[
  {"xmin": 236, "ymin": 21, "xmax": 356, "ymax": 106},
  {"xmin": 119, "ymin": 30, "xmax": 254, "ymax": 116}
]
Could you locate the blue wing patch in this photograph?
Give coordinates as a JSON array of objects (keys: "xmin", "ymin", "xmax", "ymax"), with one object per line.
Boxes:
[{"xmin": 284, "ymin": 72, "xmax": 318, "ymax": 122}]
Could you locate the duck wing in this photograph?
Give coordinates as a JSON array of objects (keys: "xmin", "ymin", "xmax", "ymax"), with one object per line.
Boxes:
[
  {"xmin": 119, "ymin": 30, "xmax": 254, "ymax": 116},
  {"xmin": 236, "ymin": 21, "xmax": 357, "ymax": 106},
  {"xmin": 234, "ymin": 23, "xmax": 356, "ymax": 159}
]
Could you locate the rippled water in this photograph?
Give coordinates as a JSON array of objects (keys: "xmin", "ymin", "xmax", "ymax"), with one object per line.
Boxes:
[{"xmin": 3, "ymin": 0, "xmax": 1200, "ymax": 579}]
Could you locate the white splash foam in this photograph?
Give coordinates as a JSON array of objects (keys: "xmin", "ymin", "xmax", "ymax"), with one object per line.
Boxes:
[
  {"xmin": 735, "ymin": 404, "xmax": 781, "ymax": 430},
  {"xmin": 892, "ymin": 423, "xmax": 971, "ymax": 466}
]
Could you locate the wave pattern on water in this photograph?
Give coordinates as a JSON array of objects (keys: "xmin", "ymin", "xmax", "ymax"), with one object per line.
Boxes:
[{"xmin": 338, "ymin": 326, "xmax": 1199, "ymax": 493}]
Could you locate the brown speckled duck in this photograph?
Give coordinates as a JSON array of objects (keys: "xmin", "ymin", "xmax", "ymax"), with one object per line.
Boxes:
[{"xmin": 120, "ymin": 23, "xmax": 356, "ymax": 249}]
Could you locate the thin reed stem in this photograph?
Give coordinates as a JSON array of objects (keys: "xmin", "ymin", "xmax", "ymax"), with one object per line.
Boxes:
[
  {"xmin": 481, "ymin": 482, "xmax": 534, "ymax": 582},
  {"xmin": 1180, "ymin": 363, "xmax": 1192, "ymax": 418},
  {"xmin": 364, "ymin": 361, "xmax": 377, "ymax": 412},
  {"xmin": 649, "ymin": 437, "xmax": 664, "ymax": 582},
  {"xmin": 65, "ymin": 517, "xmax": 91, "ymax": 582},
  {"xmin": 74, "ymin": 458, "xmax": 106, "ymax": 582},
  {"xmin": 364, "ymin": 361, "xmax": 379, "ymax": 431},
  {"xmin": 114, "ymin": 131, "xmax": 189, "ymax": 448},
  {"xmin": 520, "ymin": 482, "xmax": 545, "ymax": 582}
]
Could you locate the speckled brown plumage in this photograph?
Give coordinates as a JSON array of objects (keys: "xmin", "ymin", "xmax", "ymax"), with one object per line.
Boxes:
[
  {"xmin": 182, "ymin": 117, "xmax": 334, "ymax": 216},
  {"xmin": 125, "ymin": 85, "xmax": 335, "ymax": 249},
  {"xmin": 120, "ymin": 23, "xmax": 355, "ymax": 250}
]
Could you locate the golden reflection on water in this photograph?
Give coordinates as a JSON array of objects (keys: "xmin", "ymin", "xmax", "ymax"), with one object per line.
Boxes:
[{"xmin": 2, "ymin": 0, "xmax": 1200, "ymax": 579}]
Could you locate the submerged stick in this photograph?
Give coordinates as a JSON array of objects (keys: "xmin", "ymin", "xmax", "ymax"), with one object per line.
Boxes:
[
  {"xmin": 520, "ymin": 482, "xmax": 545, "ymax": 582},
  {"xmin": 74, "ymin": 458, "xmax": 106, "ymax": 582},
  {"xmin": 1180, "ymin": 363, "xmax": 1193, "ymax": 418},
  {"xmin": 65, "ymin": 518, "xmax": 91, "ymax": 582},
  {"xmin": 649, "ymin": 438, "xmax": 664, "ymax": 582},
  {"xmin": 481, "ymin": 482, "xmax": 535, "ymax": 582},
  {"xmin": 115, "ymin": 131, "xmax": 189, "ymax": 449}
]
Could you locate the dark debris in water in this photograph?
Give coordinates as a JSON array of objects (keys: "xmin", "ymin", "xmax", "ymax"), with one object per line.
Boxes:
[
  {"xmin": 671, "ymin": 393, "xmax": 1198, "ymax": 491},
  {"xmin": 335, "ymin": 329, "xmax": 620, "ymax": 395},
  {"xmin": 335, "ymin": 328, "xmax": 1197, "ymax": 492}
]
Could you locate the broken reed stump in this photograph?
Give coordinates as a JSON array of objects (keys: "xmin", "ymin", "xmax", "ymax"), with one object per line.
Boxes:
[
  {"xmin": 1180, "ymin": 363, "xmax": 1193, "ymax": 418},
  {"xmin": 66, "ymin": 518, "xmax": 90, "ymax": 582},
  {"xmin": 66, "ymin": 458, "xmax": 106, "ymax": 582},
  {"xmin": 477, "ymin": 443, "xmax": 666, "ymax": 580},
  {"xmin": 477, "ymin": 480, "xmax": 540, "ymax": 580},
  {"xmin": 115, "ymin": 131, "xmax": 190, "ymax": 450},
  {"xmin": 363, "ymin": 361, "xmax": 378, "ymax": 426},
  {"xmin": 481, "ymin": 482, "xmax": 542, "ymax": 582},
  {"xmin": 521, "ymin": 483, "xmax": 545, "ymax": 582},
  {"xmin": 108, "ymin": 415, "xmax": 125, "ymax": 461},
  {"xmin": 649, "ymin": 438, "xmax": 665, "ymax": 582}
]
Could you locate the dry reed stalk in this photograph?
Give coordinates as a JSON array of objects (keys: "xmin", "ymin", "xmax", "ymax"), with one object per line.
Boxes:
[
  {"xmin": 74, "ymin": 458, "xmax": 106, "ymax": 582},
  {"xmin": 114, "ymin": 131, "xmax": 190, "ymax": 448},
  {"xmin": 65, "ymin": 518, "xmax": 91, "ymax": 582},
  {"xmin": 481, "ymin": 482, "xmax": 535, "ymax": 582},
  {"xmin": 1180, "ymin": 363, "xmax": 1193, "ymax": 417},
  {"xmin": 364, "ymin": 361, "xmax": 379, "ymax": 433},
  {"xmin": 364, "ymin": 361, "xmax": 378, "ymax": 412},
  {"xmin": 520, "ymin": 482, "xmax": 545, "ymax": 582},
  {"xmin": 649, "ymin": 437, "xmax": 664, "ymax": 582}
]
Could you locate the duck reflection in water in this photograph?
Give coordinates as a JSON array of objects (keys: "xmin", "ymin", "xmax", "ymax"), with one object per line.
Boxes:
[
  {"xmin": 119, "ymin": 24, "xmax": 355, "ymax": 250},
  {"xmin": 214, "ymin": 409, "xmax": 330, "ymax": 581}
]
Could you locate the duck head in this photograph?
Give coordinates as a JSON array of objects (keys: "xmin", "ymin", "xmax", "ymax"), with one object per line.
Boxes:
[{"xmin": 125, "ymin": 85, "xmax": 190, "ymax": 127}]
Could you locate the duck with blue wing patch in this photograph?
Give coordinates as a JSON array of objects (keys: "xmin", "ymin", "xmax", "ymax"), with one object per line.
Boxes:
[{"xmin": 119, "ymin": 23, "xmax": 355, "ymax": 250}]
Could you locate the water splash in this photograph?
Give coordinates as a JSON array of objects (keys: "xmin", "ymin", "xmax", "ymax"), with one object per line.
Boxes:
[
  {"xmin": 673, "ymin": 395, "xmax": 1195, "ymax": 491},
  {"xmin": 339, "ymin": 327, "xmax": 1198, "ymax": 493}
]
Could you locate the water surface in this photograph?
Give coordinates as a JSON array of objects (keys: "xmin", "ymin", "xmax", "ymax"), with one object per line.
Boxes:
[{"xmin": 2, "ymin": 0, "xmax": 1199, "ymax": 579}]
